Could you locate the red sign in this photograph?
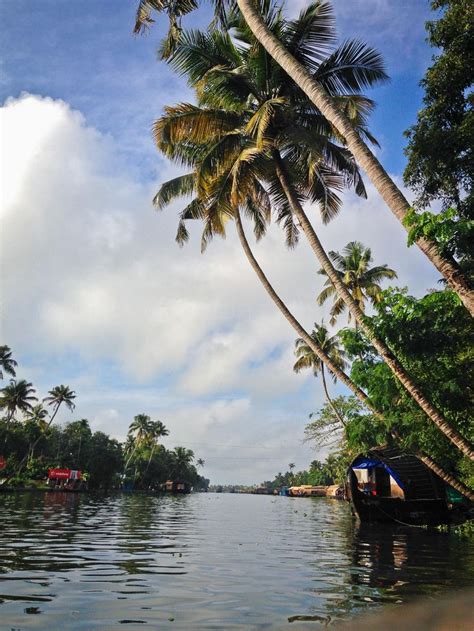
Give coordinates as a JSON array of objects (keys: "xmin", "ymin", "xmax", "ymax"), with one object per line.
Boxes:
[
  {"xmin": 48, "ymin": 468, "xmax": 82, "ymax": 480},
  {"xmin": 0, "ymin": 456, "xmax": 6, "ymax": 470}
]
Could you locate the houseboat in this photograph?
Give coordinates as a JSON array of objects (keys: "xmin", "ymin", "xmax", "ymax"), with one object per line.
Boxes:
[
  {"xmin": 346, "ymin": 446, "xmax": 469, "ymax": 526},
  {"xmin": 157, "ymin": 480, "xmax": 191, "ymax": 494}
]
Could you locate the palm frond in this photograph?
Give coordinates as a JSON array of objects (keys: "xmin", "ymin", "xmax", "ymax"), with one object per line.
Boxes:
[
  {"xmin": 314, "ymin": 39, "xmax": 388, "ymax": 95},
  {"xmin": 153, "ymin": 172, "xmax": 195, "ymax": 209},
  {"xmin": 284, "ymin": 1, "xmax": 336, "ymax": 71}
]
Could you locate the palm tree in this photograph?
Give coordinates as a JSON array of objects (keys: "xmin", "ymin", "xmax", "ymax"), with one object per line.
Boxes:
[
  {"xmin": 234, "ymin": 0, "xmax": 473, "ymax": 314},
  {"xmin": 317, "ymin": 241, "xmax": 397, "ymax": 326},
  {"xmin": 124, "ymin": 413, "xmax": 153, "ymax": 471},
  {"xmin": 144, "ymin": 419, "xmax": 169, "ymax": 474},
  {"xmin": 24, "ymin": 404, "xmax": 49, "ymax": 462},
  {"xmin": 0, "ymin": 379, "xmax": 37, "ymax": 426},
  {"xmin": 43, "ymin": 385, "xmax": 76, "ymax": 429},
  {"xmin": 153, "ymin": 10, "xmax": 473, "ymax": 459},
  {"xmin": 197, "ymin": 458, "xmax": 205, "ymax": 467},
  {"xmin": 170, "ymin": 446, "xmax": 195, "ymax": 480},
  {"xmin": 294, "ymin": 323, "xmax": 347, "ymax": 426},
  {"xmin": 0, "ymin": 346, "xmax": 17, "ymax": 380},
  {"xmin": 133, "ymin": 0, "xmax": 473, "ymax": 313}
]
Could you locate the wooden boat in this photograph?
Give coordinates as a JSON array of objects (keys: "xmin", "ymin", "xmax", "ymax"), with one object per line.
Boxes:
[
  {"xmin": 346, "ymin": 446, "xmax": 469, "ymax": 526},
  {"xmin": 289, "ymin": 485, "xmax": 327, "ymax": 497},
  {"xmin": 158, "ymin": 480, "xmax": 191, "ymax": 494}
]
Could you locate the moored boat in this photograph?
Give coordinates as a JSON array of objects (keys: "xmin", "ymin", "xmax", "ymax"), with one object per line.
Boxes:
[{"xmin": 346, "ymin": 446, "xmax": 470, "ymax": 526}]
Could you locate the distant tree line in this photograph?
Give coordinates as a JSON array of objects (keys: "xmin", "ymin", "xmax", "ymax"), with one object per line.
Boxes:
[{"xmin": 0, "ymin": 347, "xmax": 209, "ymax": 491}]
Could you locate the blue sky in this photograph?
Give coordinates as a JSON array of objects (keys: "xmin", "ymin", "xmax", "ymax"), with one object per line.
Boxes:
[{"xmin": 1, "ymin": 1, "xmax": 440, "ymax": 484}]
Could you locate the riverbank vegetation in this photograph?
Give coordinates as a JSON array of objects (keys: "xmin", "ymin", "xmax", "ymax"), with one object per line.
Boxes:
[{"xmin": 0, "ymin": 349, "xmax": 209, "ymax": 491}]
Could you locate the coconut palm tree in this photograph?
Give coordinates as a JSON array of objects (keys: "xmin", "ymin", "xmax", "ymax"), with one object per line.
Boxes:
[
  {"xmin": 124, "ymin": 413, "xmax": 153, "ymax": 471},
  {"xmin": 134, "ymin": 0, "xmax": 473, "ymax": 313},
  {"xmin": 293, "ymin": 323, "xmax": 347, "ymax": 426},
  {"xmin": 317, "ymin": 241, "xmax": 397, "ymax": 326},
  {"xmin": 197, "ymin": 458, "xmax": 205, "ymax": 467},
  {"xmin": 24, "ymin": 404, "xmax": 49, "ymax": 462},
  {"xmin": 144, "ymin": 419, "xmax": 169, "ymax": 474},
  {"xmin": 170, "ymin": 446, "xmax": 195, "ymax": 480},
  {"xmin": 0, "ymin": 379, "xmax": 37, "ymax": 426},
  {"xmin": 43, "ymin": 385, "xmax": 76, "ymax": 429},
  {"xmin": 153, "ymin": 11, "xmax": 473, "ymax": 459},
  {"xmin": 0, "ymin": 346, "xmax": 17, "ymax": 380},
  {"xmin": 233, "ymin": 0, "xmax": 473, "ymax": 314}
]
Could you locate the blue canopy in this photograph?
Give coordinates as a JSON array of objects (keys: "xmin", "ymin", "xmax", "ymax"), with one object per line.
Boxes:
[{"xmin": 351, "ymin": 456, "xmax": 406, "ymax": 490}]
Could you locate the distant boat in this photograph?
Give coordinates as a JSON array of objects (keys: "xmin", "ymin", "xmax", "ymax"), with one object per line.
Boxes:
[
  {"xmin": 346, "ymin": 446, "xmax": 470, "ymax": 526},
  {"xmin": 288, "ymin": 485, "xmax": 327, "ymax": 497},
  {"xmin": 157, "ymin": 480, "xmax": 191, "ymax": 494}
]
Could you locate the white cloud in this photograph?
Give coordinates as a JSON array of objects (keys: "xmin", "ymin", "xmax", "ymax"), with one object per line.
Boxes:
[{"xmin": 1, "ymin": 94, "xmax": 438, "ymax": 483}]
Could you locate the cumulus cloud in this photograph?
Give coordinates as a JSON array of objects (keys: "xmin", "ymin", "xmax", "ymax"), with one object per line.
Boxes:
[{"xmin": 1, "ymin": 94, "xmax": 437, "ymax": 483}]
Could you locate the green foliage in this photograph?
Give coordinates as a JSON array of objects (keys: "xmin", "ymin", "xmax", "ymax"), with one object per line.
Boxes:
[
  {"xmin": 404, "ymin": 0, "xmax": 474, "ymax": 217},
  {"xmin": 340, "ymin": 288, "xmax": 474, "ymax": 485},
  {"xmin": 317, "ymin": 241, "xmax": 397, "ymax": 325},
  {"xmin": 403, "ymin": 207, "xmax": 473, "ymax": 275}
]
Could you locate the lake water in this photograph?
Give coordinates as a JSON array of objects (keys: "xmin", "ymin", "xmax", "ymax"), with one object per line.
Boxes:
[{"xmin": 0, "ymin": 492, "xmax": 473, "ymax": 629}]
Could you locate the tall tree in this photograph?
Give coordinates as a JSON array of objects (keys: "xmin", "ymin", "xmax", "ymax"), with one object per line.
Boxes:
[
  {"xmin": 0, "ymin": 346, "xmax": 17, "ymax": 380},
  {"xmin": 234, "ymin": 0, "xmax": 474, "ymax": 314},
  {"xmin": 134, "ymin": 0, "xmax": 474, "ymax": 313},
  {"xmin": 317, "ymin": 241, "xmax": 397, "ymax": 326},
  {"xmin": 43, "ymin": 385, "xmax": 76, "ymax": 429},
  {"xmin": 144, "ymin": 419, "xmax": 169, "ymax": 474},
  {"xmin": 124, "ymin": 413, "xmax": 153, "ymax": 471},
  {"xmin": 170, "ymin": 446, "xmax": 195, "ymax": 480},
  {"xmin": 24, "ymin": 404, "xmax": 49, "ymax": 461},
  {"xmin": 404, "ymin": 0, "xmax": 473, "ymax": 216},
  {"xmin": 293, "ymin": 323, "xmax": 347, "ymax": 426},
  {"xmin": 0, "ymin": 379, "xmax": 37, "ymax": 426},
  {"xmin": 153, "ymin": 11, "xmax": 473, "ymax": 458}
]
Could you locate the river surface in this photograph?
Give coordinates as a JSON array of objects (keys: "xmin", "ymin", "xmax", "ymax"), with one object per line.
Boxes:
[{"xmin": 0, "ymin": 492, "xmax": 472, "ymax": 629}]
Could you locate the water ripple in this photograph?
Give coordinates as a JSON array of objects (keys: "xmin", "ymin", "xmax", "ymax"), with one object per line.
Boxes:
[{"xmin": 0, "ymin": 492, "xmax": 472, "ymax": 628}]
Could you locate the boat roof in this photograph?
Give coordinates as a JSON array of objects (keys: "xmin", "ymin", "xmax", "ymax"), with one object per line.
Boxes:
[{"xmin": 351, "ymin": 445, "xmax": 446, "ymax": 500}]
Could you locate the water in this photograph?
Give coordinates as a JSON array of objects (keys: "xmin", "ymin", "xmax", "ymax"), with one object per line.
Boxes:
[{"xmin": 0, "ymin": 492, "xmax": 472, "ymax": 629}]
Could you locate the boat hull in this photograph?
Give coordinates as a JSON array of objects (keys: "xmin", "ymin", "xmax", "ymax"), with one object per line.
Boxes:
[{"xmin": 350, "ymin": 486, "xmax": 451, "ymax": 526}]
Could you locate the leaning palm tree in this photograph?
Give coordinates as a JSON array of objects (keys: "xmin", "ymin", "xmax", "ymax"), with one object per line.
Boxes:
[
  {"xmin": 153, "ymin": 11, "xmax": 473, "ymax": 458},
  {"xmin": 293, "ymin": 323, "xmax": 347, "ymax": 426},
  {"xmin": 43, "ymin": 385, "xmax": 76, "ymax": 429},
  {"xmin": 0, "ymin": 379, "xmax": 37, "ymax": 426},
  {"xmin": 0, "ymin": 346, "xmax": 17, "ymax": 380},
  {"xmin": 15, "ymin": 385, "xmax": 76, "ymax": 474},
  {"xmin": 233, "ymin": 0, "xmax": 474, "ymax": 314},
  {"xmin": 24, "ymin": 404, "xmax": 49, "ymax": 462},
  {"xmin": 124, "ymin": 413, "xmax": 153, "ymax": 471},
  {"xmin": 144, "ymin": 420, "xmax": 169, "ymax": 474},
  {"xmin": 317, "ymin": 241, "xmax": 397, "ymax": 326},
  {"xmin": 134, "ymin": 0, "xmax": 473, "ymax": 313}
]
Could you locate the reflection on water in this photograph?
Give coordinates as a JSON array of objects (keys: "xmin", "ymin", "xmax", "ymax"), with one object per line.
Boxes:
[{"xmin": 0, "ymin": 492, "xmax": 472, "ymax": 628}]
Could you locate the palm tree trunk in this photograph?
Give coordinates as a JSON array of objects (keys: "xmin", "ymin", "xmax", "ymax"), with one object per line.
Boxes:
[
  {"xmin": 144, "ymin": 444, "xmax": 156, "ymax": 477},
  {"xmin": 416, "ymin": 452, "xmax": 474, "ymax": 501},
  {"xmin": 16, "ymin": 403, "xmax": 63, "ymax": 475},
  {"xmin": 320, "ymin": 365, "xmax": 346, "ymax": 428},
  {"xmin": 234, "ymin": 209, "xmax": 473, "ymax": 496},
  {"xmin": 236, "ymin": 0, "xmax": 474, "ymax": 316},
  {"xmin": 273, "ymin": 152, "xmax": 474, "ymax": 460},
  {"xmin": 124, "ymin": 445, "xmax": 138, "ymax": 473},
  {"xmin": 234, "ymin": 207, "xmax": 374, "ymax": 409}
]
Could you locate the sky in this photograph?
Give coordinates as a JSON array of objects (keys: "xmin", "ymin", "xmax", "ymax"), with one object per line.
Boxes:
[{"xmin": 0, "ymin": 1, "xmax": 441, "ymax": 484}]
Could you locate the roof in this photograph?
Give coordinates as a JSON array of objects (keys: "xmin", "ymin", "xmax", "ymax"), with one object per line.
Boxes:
[{"xmin": 351, "ymin": 445, "xmax": 446, "ymax": 501}]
